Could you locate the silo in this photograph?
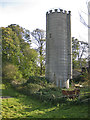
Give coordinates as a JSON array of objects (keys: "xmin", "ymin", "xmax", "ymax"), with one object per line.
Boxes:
[{"xmin": 46, "ymin": 9, "xmax": 72, "ymax": 88}]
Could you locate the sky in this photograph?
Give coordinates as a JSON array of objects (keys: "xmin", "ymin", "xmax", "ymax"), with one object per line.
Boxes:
[{"xmin": 0, "ymin": 0, "xmax": 89, "ymax": 42}]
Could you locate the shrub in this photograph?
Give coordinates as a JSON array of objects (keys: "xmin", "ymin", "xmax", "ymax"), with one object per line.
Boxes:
[
  {"xmin": 25, "ymin": 76, "xmax": 48, "ymax": 86},
  {"xmin": 73, "ymin": 74, "xmax": 85, "ymax": 83},
  {"xmin": 2, "ymin": 63, "xmax": 23, "ymax": 83},
  {"xmin": 27, "ymin": 83, "xmax": 43, "ymax": 94},
  {"xmin": 46, "ymin": 83, "xmax": 57, "ymax": 89}
]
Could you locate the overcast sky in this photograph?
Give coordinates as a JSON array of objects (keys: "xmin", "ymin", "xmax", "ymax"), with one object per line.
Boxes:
[{"xmin": 0, "ymin": 0, "xmax": 89, "ymax": 42}]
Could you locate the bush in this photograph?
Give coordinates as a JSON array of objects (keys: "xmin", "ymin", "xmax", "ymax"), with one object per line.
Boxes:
[
  {"xmin": 46, "ymin": 83, "xmax": 57, "ymax": 89},
  {"xmin": 2, "ymin": 63, "xmax": 23, "ymax": 83},
  {"xmin": 26, "ymin": 76, "xmax": 48, "ymax": 86},
  {"xmin": 73, "ymin": 74, "xmax": 85, "ymax": 83},
  {"xmin": 27, "ymin": 83, "xmax": 43, "ymax": 94}
]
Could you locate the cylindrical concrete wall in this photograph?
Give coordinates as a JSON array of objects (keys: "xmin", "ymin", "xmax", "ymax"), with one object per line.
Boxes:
[{"xmin": 46, "ymin": 9, "xmax": 72, "ymax": 88}]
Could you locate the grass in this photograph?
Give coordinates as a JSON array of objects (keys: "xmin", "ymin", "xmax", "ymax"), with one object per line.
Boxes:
[
  {"xmin": 2, "ymin": 84, "xmax": 19, "ymax": 97},
  {"xmin": 1, "ymin": 84, "xmax": 89, "ymax": 118},
  {"xmin": 2, "ymin": 97, "xmax": 89, "ymax": 118}
]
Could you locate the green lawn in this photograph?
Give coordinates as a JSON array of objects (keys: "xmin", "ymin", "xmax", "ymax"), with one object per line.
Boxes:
[{"xmin": 1, "ymin": 84, "xmax": 89, "ymax": 118}]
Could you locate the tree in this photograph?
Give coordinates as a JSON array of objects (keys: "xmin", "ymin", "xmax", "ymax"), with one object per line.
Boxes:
[
  {"xmin": 19, "ymin": 43, "xmax": 38, "ymax": 78},
  {"xmin": 72, "ymin": 37, "xmax": 89, "ymax": 69},
  {"xmin": 2, "ymin": 24, "xmax": 39, "ymax": 81},
  {"xmin": 8, "ymin": 24, "xmax": 31, "ymax": 50},
  {"xmin": 72, "ymin": 37, "xmax": 80, "ymax": 69},
  {"xmin": 79, "ymin": 0, "xmax": 90, "ymax": 28},
  {"xmin": 2, "ymin": 27, "xmax": 21, "ymax": 64},
  {"xmin": 78, "ymin": 40, "xmax": 89, "ymax": 68},
  {"xmin": 31, "ymin": 28, "xmax": 46, "ymax": 75}
]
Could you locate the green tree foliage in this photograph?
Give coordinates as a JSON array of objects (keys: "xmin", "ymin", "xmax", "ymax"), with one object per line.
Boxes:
[
  {"xmin": 2, "ymin": 27, "xmax": 20, "ymax": 64},
  {"xmin": 72, "ymin": 37, "xmax": 89, "ymax": 69},
  {"xmin": 2, "ymin": 24, "xmax": 39, "ymax": 83},
  {"xmin": 31, "ymin": 29, "xmax": 46, "ymax": 75},
  {"xmin": 19, "ymin": 46, "xmax": 38, "ymax": 78}
]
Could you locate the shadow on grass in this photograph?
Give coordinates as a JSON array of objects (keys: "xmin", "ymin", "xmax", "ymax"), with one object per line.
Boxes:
[{"xmin": 2, "ymin": 86, "xmax": 20, "ymax": 97}]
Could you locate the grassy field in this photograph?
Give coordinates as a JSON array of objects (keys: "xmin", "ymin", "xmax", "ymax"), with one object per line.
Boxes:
[{"xmin": 1, "ymin": 84, "xmax": 89, "ymax": 119}]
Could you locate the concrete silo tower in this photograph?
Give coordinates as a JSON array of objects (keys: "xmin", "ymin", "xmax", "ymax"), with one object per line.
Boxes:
[{"xmin": 46, "ymin": 9, "xmax": 72, "ymax": 88}]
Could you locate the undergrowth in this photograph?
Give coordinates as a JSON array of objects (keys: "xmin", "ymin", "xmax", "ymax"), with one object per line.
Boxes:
[{"xmin": 1, "ymin": 84, "xmax": 89, "ymax": 118}]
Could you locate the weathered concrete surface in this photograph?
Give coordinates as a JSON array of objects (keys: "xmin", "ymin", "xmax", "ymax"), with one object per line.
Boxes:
[{"xmin": 46, "ymin": 9, "xmax": 72, "ymax": 88}]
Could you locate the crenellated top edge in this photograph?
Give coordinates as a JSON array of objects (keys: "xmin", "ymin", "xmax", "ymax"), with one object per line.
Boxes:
[{"xmin": 46, "ymin": 8, "xmax": 71, "ymax": 15}]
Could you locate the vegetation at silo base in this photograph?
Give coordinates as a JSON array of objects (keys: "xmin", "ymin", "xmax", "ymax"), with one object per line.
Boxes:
[
  {"xmin": 1, "ymin": 84, "xmax": 89, "ymax": 119},
  {"xmin": 1, "ymin": 75, "xmax": 90, "ymax": 119}
]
